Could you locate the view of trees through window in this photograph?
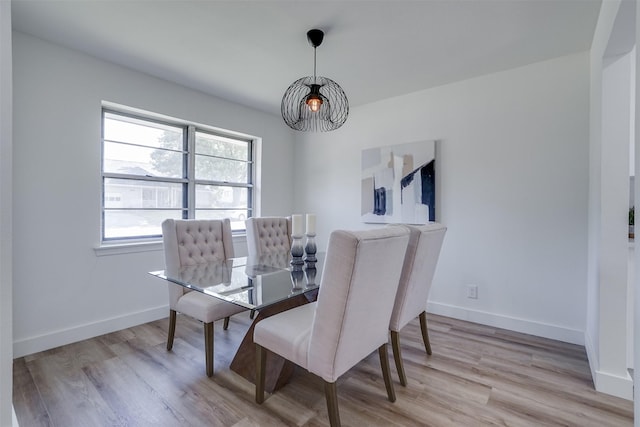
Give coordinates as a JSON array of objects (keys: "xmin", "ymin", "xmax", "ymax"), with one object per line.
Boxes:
[{"xmin": 102, "ymin": 109, "xmax": 253, "ymax": 241}]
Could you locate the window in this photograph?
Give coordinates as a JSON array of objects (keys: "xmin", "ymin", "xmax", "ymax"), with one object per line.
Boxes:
[{"xmin": 102, "ymin": 109, "xmax": 253, "ymax": 242}]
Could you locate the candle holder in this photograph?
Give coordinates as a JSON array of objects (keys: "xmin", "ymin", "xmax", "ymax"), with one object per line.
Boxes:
[
  {"xmin": 290, "ymin": 268, "xmax": 304, "ymax": 291},
  {"xmin": 305, "ymin": 266, "xmax": 317, "ymax": 287},
  {"xmin": 290, "ymin": 234, "xmax": 305, "ymax": 268},
  {"xmin": 304, "ymin": 233, "xmax": 317, "ymax": 268}
]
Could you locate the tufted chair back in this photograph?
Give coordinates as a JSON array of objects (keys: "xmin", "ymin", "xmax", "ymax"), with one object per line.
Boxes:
[
  {"xmin": 162, "ymin": 218, "xmax": 235, "ymax": 309},
  {"xmin": 252, "ymin": 250, "xmax": 290, "ymax": 269},
  {"xmin": 245, "ymin": 217, "xmax": 292, "ymax": 259},
  {"xmin": 177, "ymin": 261, "xmax": 232, "ymax": 288},
  {"xmin": 307, "ymin": 226, "xmax": 410, "ymax": 383},
  {"xmin": 390, "ymin": 223, "xmax": 446, "ymax": 332}
]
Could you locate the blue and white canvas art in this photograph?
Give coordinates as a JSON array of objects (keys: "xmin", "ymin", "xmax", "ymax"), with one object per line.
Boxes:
[{"xmin": 361, "ymin": 140, "xmax": 436, "ymax": 224}]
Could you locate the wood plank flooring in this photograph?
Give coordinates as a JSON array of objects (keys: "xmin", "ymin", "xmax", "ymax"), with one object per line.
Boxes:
[{"xmin": 13, "ymin": 313, "xmax": 633, "ymax": 426}]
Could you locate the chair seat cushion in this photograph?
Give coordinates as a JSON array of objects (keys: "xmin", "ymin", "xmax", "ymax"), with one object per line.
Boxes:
[
  {"xmin": 254, "ymin": 302, "xmax": 317, "ymax": 369},
  {"xmin": 176, "ymin": 290, "xmax": 245, "ymax": 323}
]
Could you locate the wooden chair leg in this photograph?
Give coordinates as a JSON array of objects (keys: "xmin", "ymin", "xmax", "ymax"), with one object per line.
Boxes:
[
  {"xmin": 167, "ymin": 310, "xmax": 177, "ymax": 351},
  {"xmin": 223, "ymin": 316, "xmax": 230, "ymax": 330},
  {"xmin": 255, "ymin": 344, "xmax": 266, "ymax": 404},
  {"xmin": 378, "ymin": 344, "xmax": 396, "ymax": 402},
  {"xmin": 204, "ymin": 322, "xmax": 214, "ymax": 377},
  {"xmin": 419, "ymin": 311, "xmax": 432, "ymax": 355},
  {"xmin": 324, "ymin": 380, "xmax": 341, "ymax": 427},
  {"xmin": 390, "ymin": 331, "xmax": 407, "ymax": 386}
]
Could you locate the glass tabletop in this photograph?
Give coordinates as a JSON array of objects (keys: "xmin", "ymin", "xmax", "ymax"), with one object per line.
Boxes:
[{"xmin": 149, "ymin": 252, "xmax": 323, "ymax": 310}]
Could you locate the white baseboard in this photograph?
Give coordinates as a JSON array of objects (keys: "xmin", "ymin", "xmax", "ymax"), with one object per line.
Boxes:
[
  {"xmin": 427, "ymin": 301, "xmax": 585, "ymax": 345},
  {"xmin": 593, "ymin": 369, "xmax": 633, "ymax": 400},
  {"xmin": 12, "ymin": 405, "xmax": 18, "ymax": 427},
  {"xmin": 584, "ymin": 330, "xmax": 633, "ymax": 401},
  {"xmin": 584, "ymin": 330, "xmax": 598, "ymax": 386},
  {"xmin": 428, "ymin": 302, "xmax": 633, "ymax": 400},
  {"xmin": 13, "ymin": 305, "xmax": 168, "ymax": 358}
]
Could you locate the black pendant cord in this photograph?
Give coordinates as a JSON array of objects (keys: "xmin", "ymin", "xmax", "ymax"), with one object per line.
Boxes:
[
  {"xmin": 313, "ymin": 47, "xmax": 317, "ymax": 84},
  {"xmin": 281, "ymin": 28, "xmax": 348, "ymax": 132}
]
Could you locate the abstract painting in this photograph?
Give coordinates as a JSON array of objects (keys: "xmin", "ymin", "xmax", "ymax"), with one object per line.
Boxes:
[{"xmin": 361, "ymin": 140, "xmax": 436, "ymax": 224}]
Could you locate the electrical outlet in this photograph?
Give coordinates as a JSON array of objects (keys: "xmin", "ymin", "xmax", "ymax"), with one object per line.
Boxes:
[{"xmin": 467, "ymin": 284, "xmax": 478, "ymax": 299}]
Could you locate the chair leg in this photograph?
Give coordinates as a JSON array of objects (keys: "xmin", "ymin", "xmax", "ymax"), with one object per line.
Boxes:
[
  {"xmin": 419, "ymin": 311, "xmax": 433, "ymax": 355},
  {"xmin": 324, "ymin": 380, "xmax": 341, "ymax": 427},
  {"xmin": 390, "ymin": 330, "xmax": 407, "ymax": 386},
  {"xmin": 223, "ymin": 316, "xmax": 230, "ymax": 330},
  {"xmin": 167, "ymin": 310, "xmax": 177, "ymax": 351},
  {"xmin": 255, "ymin": 344, "xmax": 266, "ymax": 404},
  {"xmin": 378, "ymin": 344, "xmax": 396, "ymax": 402},
  {"xmin": 204, "ymin": 322, "xmax": 214, "ymax": 377}
]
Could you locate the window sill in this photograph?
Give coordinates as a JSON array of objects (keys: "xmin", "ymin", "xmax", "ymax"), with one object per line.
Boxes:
[
  {"xmin": 94, "ymin": 233, "xmax": 247, "ymax": 257},
  {"xmin": 94, "ymin": 240, "xmax": 164, "ymax": 257}
]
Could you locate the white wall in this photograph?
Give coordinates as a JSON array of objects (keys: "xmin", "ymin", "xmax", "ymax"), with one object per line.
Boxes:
[
  {"xmin": 11, "ymin": 31, "xmax": 295, "ymax": 357},
  {"xmin": 635, "ymin": 1, "xmax": 640, "ymax": 419},
  {"xmin": 0, "ymin": 2, "xmax": 13, "ymax": 426},
  {"xmin": 294, "ymin": 52, "xmax": 589, "ymax": 345},
  {"xmin": 600, "ymin": 49, "xmax": 633, "ymax": 385},
  {"xmin": 586, "ymin": 0, "xmax": 635, "ymax": 401}
]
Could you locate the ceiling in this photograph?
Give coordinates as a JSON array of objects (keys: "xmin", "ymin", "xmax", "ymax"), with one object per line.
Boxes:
[{"xmin": 11, "ymin": 0, "xmax": 602, "ymax": 116}]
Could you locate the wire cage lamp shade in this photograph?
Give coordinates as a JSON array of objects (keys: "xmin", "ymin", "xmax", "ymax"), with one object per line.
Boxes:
[
  {"xmin": 281, "ymin": 29, "xmax": 349, "ymax": 132},
  {"xmin": 281, "ymin": 77, "xmax": 348, "ymax": 132}
]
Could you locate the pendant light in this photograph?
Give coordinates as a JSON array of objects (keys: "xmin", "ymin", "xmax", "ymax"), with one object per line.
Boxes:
[{"xmin": 281, "ymin": 29, "xmax": 349, "ymax": 132}]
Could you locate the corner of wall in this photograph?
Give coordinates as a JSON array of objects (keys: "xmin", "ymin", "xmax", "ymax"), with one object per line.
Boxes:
[
  {"xmin": 584, "ymin": 329, "xmax": 599, "ymax": 387},
  {"xmin": 594, "ymin": 370, "xmax": 634, "ymax": 400},
  {"xmin": 585, "ymin": 329, "xmax": 633, "ymax": 400}
]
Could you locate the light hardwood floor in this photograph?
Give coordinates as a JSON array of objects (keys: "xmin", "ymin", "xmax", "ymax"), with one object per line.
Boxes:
[{"xmin": 13, "ymin": 313, "xmax": 633, "ymax": 426}]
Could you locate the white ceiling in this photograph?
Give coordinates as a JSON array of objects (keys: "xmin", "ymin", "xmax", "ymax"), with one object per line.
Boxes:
[{"xmin": 11, "ymin": 0, "xmax": 601, "ymax": 116}]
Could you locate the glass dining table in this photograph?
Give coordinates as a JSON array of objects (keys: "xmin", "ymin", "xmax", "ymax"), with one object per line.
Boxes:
[
  {"xmin": 149, "ymin": 251, "xmax": 322, "ymax": 311},
  {"xmin": 149, "ymin": 251, "xmax": 323, "ymax": 392}
]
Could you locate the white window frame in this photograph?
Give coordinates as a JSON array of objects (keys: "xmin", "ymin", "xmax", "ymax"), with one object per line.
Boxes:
[{"xmin": 100, "ymin": 107, "xmax": 255, "ymax": 245}]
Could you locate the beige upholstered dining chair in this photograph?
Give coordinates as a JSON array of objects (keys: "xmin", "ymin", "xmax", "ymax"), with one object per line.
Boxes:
[
  {"xmin": 161, "ymin": 218, "xmax": 246, "ymax": 377},
  {"xmin": 390, "ymin": 223, "xmax": 447, "ymax": 386},
  {"xmin": 254, "ymin": 227, "xmax": 410, "ymax": 427},
  {"xmin": 245, "ymin": 216, "xmax": 292, "ymax": 259}
]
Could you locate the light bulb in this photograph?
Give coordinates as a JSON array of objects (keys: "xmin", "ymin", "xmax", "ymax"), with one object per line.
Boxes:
[{"xmin": 306, "ymin": 96, "xmax": 322, "ymax": 112}]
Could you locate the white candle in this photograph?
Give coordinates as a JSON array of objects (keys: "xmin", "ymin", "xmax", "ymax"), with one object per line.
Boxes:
[
  {"xmin": 291, "ymin": 214, "xmax": 303, "ymax": 236},
  {"xmin": 306, "ymin": 214, "xmax": 316, "ymax": 235}
]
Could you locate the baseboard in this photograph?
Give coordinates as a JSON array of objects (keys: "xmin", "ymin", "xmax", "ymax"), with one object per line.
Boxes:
[
  {"xmin": 12, "ymin": 405, "xmax": 18, "ymax": 427},
  {"xmin": 593, "ymin": 369, "xmax": 633, "ymax": 400},
  {"xmin": 584, "ymin": 330, "xmax": 598, "ymax": 386},
  {"xmin": 584, "ymin": 329, "xmax": 633, "ymax": 400},
  {"xmin": 427, "ymin": 303, "xmax": 633, "ymax": 400},
  {"xmin": 427, "ymin": 301, "xmax": 585, "ymax": 345},
  {"xmin": 13, "ymin": 305, "xmax": 168, "ymax": 358}
]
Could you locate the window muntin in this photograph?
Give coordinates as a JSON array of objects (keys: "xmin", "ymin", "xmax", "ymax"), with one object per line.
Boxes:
[
  {"xmin": 104, "ymin": 209, "xmax": 184, "ymax": 240},
  {"xmin": 194, "ymin": 130, "xmax": 251, "ymax": 183},
  {"xmin": 102, "ymin": 109, "xmax": 253, "ymax": 241},
  {"xmin": 103, "ymin": 143, "xmax": 185, "ymax": 178},
  {"xmin": 195, "ymin": 209, "xmax": 248, "ymax": 222},
  {"xmin": 195, "ymin": 185, "xmax": 249, "ymax": 224},
  {"xmin": 195, "ymin": 156, "xmax": 249, "ymax": 183},
  {"xmin": 195, "ymin": 131, "xmax": 250, "ymax": 161},
  {"xmin": 103, "ymin": 113, "xmax": 183, "ymax": 149}
]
